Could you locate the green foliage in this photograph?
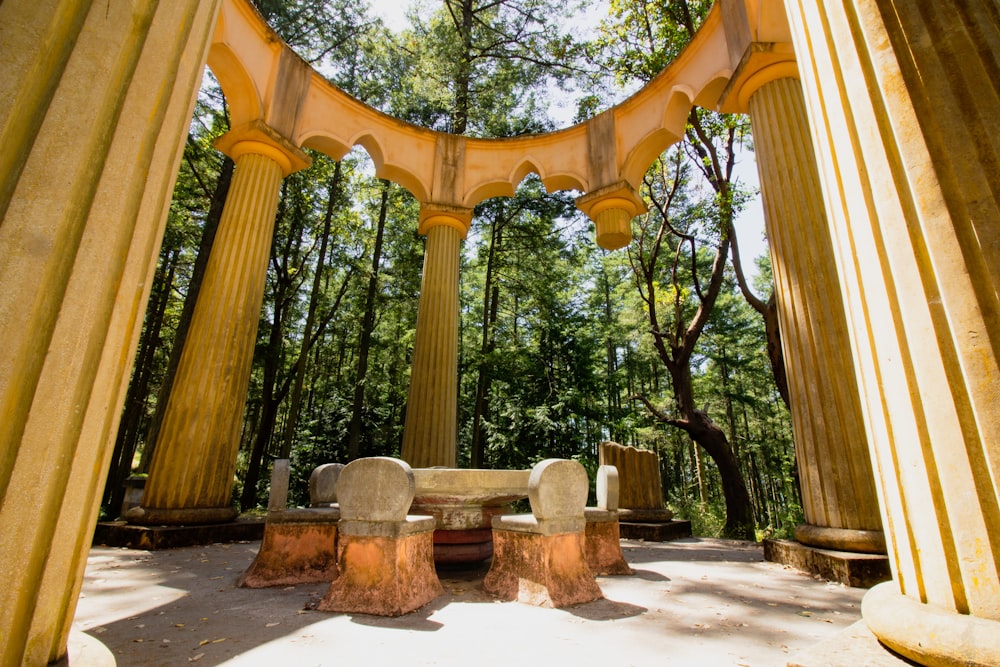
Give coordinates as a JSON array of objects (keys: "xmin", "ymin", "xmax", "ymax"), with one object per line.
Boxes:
[{"xmin": 110, "ymin": 0, "xmax": 800, "ymax": 537}]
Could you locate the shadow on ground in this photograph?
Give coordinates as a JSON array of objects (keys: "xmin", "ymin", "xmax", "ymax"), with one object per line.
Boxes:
[{"xmin": 74, "ymin": 537, "xmax": 866, "ymax": 666}]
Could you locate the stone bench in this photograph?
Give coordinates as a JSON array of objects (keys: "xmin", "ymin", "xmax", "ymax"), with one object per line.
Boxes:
[
  {"xmin": 238, "ymin": 461, "xmax": 343, "ymax": 588},
  {"xmin": 483, "ymin": 458, "xmax": 603, "ymax": 607},
  {"xmin": 584, "ymin": 465, "xmax": 633, "ymax": 575},
  {"xmin": 318, "ymin": 457, "xmax": 443, "ymax": 616}
]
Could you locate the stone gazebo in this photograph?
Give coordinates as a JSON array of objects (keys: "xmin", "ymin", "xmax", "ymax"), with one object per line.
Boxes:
[{"xmin": 2, "ymin": 1, "xmax": 999, "ymax": 666}]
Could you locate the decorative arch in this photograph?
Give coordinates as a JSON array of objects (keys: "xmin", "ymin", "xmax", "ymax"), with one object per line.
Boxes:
[{"xmin": 206, "ymin": 42, "xmax": 263, "ymax": 129}]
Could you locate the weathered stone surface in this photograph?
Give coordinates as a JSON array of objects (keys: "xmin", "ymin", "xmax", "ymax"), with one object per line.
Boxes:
[
  {"xmin": 268, "ymin": 459, "xmax": 290, "ymax": 512},
  {"xmin": 794, "ymin": 524, "xmax": 885, "ymax": 555},
  {"xmin": 317, "ymin": 457, "xmax": 443, "ymax": 615},
  {"xmin": 763, "ymin": 539, "xmax": 890, "ymax": 589},
  {"xmin": 93, "ymin": 518, "xmax": 265, "ymax": 550},
  {"xmin": 309, "ymin": 463, "xmax": 344, "ymax": 506},
  {"xmin": 485, "ymin": 459, "xmax": 602, "ymax": 607},
  {"xmin": 337, "ymin": 457, "xmax": 415, "ymax": 523},
  {"xmin": 528, "ymin": 459, "xmax": 589, "ymax": 523},
  {"xmin": 583, "ymin": 465, "xmax": 632, "ymax": 575},
  {"xmin": 598, "ymin": 441, "xmax": 663, "ymax": 510},
  {"xmin": 483, "ymin": 531, "xmax": 602, "ymax": 607},
  {"xmin": 492, "ymin": 459, "xmax": 589, "ymax": 536},
  {"xmin": 238, "ymin": 521, "xmax": 339, "ymax": 588},
  {"xmin": 584, "ymin": 520, "xmax": 633, "ymax": 576},
  {"xmin": 595, "ymin": 464, "xmax": 619, "ymax": 512},
  {"xmin": 318, "ymin": 532, "xmax": 443, "ymax": 616},
  {"xmin": 618, "ymin": 520, "xmax": 692, "ymax": 542},
  {"xmin": 787, "ymin": 620, "xmax": 932, "ymax": 667}
]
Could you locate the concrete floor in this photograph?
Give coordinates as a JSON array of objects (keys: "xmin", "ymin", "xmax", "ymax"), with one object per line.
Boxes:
[{"xmin": 72, "ymin": 537, "xmax": 869, "ymax": 667}]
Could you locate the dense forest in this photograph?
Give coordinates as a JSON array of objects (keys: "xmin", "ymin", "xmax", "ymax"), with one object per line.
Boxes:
[{"xmin": 103, "ymin": 0, "xmax": 802, "ymax": 540}]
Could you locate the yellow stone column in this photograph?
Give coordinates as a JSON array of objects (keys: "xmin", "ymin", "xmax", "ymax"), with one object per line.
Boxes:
[
  {"xmin": 784, "ymin": 0, "xmax": 1000, "ymax": 664},
  {"xmin": 747, "ymin": 75, "xmax": 884, "ymax": 554},
  {"xmin": 128, "ymin": 121, "xmax": 310, "ymax": 525},
  {"xmin": 400, "ymin": 204, "xmax": 472, "ymax": 468},
  {"xmin": 0, "ymin": 1, "xmax": 220, "ymax": 664}
]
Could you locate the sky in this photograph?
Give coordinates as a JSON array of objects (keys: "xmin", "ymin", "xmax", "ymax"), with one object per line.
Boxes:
[{"xmin": 367, "ymin": 0, "xmax": 769, "ymax": 276}]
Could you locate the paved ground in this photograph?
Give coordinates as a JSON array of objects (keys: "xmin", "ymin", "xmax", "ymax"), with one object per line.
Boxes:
[{"xmin": 72, "ymin": 537, "xmax": 866, "ymax": 667}]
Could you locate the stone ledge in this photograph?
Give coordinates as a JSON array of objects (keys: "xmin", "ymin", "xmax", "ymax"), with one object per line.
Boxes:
[
  {"xmin": 619, "ymin": 520, "xmax": 692, "ymax": 541},
  {"xmin": 787, "ymin": 620, "xmax": 919, "ymax": 667},
  {"xmin": 764, "ymin": 539, "xmax": 891, "ymax": 588},
  {"xmin": 93, "ymin": 517, "xmax": 265, "ymax": 550}
]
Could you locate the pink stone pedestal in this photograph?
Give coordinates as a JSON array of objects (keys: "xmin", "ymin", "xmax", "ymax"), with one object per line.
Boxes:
[
  {"xmin": 238, "ymin": 516, "xmax": 339, "ymax": 588},
  {"xmin": 484, "ymin": 530, "xmax": 602, "ymax": 607},
  {"xmin": 318, "ymin": 531, "xmax": 443, "ymax": 616},
  {"xmin": 584, "ymin": 520, "xmax": 633, "ymax": 576}
]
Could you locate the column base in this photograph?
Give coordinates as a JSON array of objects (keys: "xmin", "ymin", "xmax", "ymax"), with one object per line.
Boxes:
[
  {"xmin": 786, "ymin": 620, "xmax": 914, "ymax": 667},
  {"xmin": 618, "ymin": 518, "xmax": 692, "ymax": 541},
  {"xmin": 795, "ymin": 523, "xmax": 885, "ymax": 554},
  {"xmin": 93, "ymin": 517, "xmax": 264, "ymax": 550},
  {"xmin": 764, "ymin": 539, "xmax": 891, "ymax": 588},
  {"xmin": 862, "ymin": 581, "xmax": 1000, "ymax": 667},
  {"xmin": 123, "ymin": 505, "xmax": 238, "ymax": 526},
  {"xmin": 49, "ymin": 629, "xmax": 116, "ymax": 667}
]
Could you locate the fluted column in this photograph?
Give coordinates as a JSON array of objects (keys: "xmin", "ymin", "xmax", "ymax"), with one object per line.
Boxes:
[
  {"xmin": 400, "ymin": 205, "xmax": 471, "ymax": 468},
  {"xmin": 128, "ymin": 122, "xmax": 310, "ymax": 525},
  {"xmin": 0, "ymin": 1, "xmax": 220, "ymax": 664},
  {"xmin": 784, "ymin": 0, "xmax": 1000, "ymax": 664},
  {"xmin": 749, "ymin": 77, "xmax": 883, "ymax": 553}
]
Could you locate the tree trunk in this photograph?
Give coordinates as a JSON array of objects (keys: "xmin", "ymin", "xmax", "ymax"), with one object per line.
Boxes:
[
  {"xmin": 103, "ymin": 247, "xmax": 179, "ymax": 516},
  {"xmin": 682, "ymin": 409, "xmax": 755, "ymax": 539},
  {"xmin": 347, "ymin": 180, "xmax": 389, "ymax": 459},
  {"xmin": 281, "ymin": 161, "xmax": 342, "ymax": 459},
  {"xmin": 763, "ymin": 294, "xmax": 789, "ymax": 406},
  {"xmin": 471, "ymin": 205, "xmax": 503, "ymax": 467},
  {"xmin": 240, "ymin": 302, "xmax": 285, "ymax": 511}
]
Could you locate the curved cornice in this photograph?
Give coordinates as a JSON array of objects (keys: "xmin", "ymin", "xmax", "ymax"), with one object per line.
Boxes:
[{"xmin": 206, "ymin": 0, "xmax": 795, "ymax": 247}]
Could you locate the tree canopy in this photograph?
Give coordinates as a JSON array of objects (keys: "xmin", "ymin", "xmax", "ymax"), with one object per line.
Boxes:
[{"xmin": 104, "ymin": 0, "xmax": 800, "ymax": 540}]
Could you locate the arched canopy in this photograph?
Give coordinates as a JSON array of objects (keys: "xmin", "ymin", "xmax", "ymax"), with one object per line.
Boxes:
[{"xmin": 207, "ymin": 0, "xmax": 796, "ymax": 239}]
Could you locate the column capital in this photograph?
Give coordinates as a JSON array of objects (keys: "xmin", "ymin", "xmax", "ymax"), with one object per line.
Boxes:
[
  {"xmin": 718, "ymin": 43, "xmax": 799, "ymax": 113},
  {"xmin": 715, "ymin": 0, "xmax": 799, "ymax": 113},
  {"xmin": 215, "ymin": 119, "xmax": 311, "ymax": 176},
  {"xmin": 418, "ymin": 202, "xmax": 473, "ymax": 238},
  {"xmin": 576, "ymin": 181, "xmax": 647, "ymax": 250}
]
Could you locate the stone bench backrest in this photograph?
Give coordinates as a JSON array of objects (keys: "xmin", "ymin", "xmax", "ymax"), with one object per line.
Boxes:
[
  {"xmin": 596, "ymin": 464, "xmax": 619, "ymax": 512},
  {"xmin": 309, "ymin": 463, "xmax": 344, "ymax": 506},
  {"xmin": 528, "ymin": 459, "xmax": 589, "ymax": 522},
  {"xmin": 337, "ymin": 457, "xmax": 416, "ymax": 522}
]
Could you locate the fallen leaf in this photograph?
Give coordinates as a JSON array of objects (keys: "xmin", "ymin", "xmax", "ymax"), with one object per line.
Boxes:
[
  {"xmin": 211, "ymin": 638, "xmax": 226, "ymax": 644},
  {"xmin": 265, "ymin": 622, "xmax": 280, "ymax": 628},
  {"xmin": 210, "ymin": 576, "xmax": 223, "ymax": 581},
  {"xmin": 175, "ymin": 624, "xmax": 185, "ymax": 628},
  {"xmin": 189, "ymin": 654, "xmax": 205, "ymax": 662}
]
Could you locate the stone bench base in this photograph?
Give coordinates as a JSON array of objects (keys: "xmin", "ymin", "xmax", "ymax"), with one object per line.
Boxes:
[
  {"xmin": 318, "ymin": 531, "xmax": 443, "ymax": 616},
  {"xmin": 584, "ymin": 517, "xmax": 633, "ymax": 576},
  {"xmin": 238, "ymin": 520, "xmax": 339, "ymax": 588},
  {"xmin": 483, "ymin": 530, "xmax": 602, "ymax": 607}
]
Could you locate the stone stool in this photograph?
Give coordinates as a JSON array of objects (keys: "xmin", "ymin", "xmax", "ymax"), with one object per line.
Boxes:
[
  {"xmin": 238, "ymin": 460, "xmax": 342, "ymax": 588},
  {"xmin": 584, "ymin": 465, "xmax": 633, "ymax": 575},
  {"xmin": 483, "ymin": 458, "xmax": 603, "ymax": 607},
  {"xmin": 318, "ymin": 457, "xmax": 443, "ymax": 616}
]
